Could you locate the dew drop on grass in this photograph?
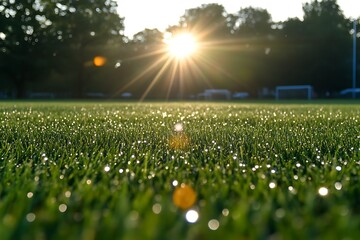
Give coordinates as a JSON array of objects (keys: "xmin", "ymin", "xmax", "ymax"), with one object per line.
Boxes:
[{"xmin": 104, "ymin": 165, "xmax": 110, "ymax": 172}]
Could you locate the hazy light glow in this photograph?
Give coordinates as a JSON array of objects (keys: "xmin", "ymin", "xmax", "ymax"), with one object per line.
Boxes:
[
  {"xmin": 166, "ymin": 33, "xmax": 197, "ymax": 59},
  {"xmin": 118, "ymin": 0, "xmax": 359, "ymax": 37}
]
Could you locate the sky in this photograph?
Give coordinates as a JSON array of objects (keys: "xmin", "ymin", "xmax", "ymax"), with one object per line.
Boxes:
[{"xmin": 117, "ymin": 0, "xmax": 360, "ymax": 38}]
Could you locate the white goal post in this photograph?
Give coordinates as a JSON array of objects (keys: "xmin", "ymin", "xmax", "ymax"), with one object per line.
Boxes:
[{"xmin": 275, "ymin": 85, "xmax": 313, "ymax": 100}]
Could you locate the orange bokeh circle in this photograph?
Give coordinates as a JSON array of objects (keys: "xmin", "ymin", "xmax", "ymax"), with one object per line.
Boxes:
[
  {"xmin": 173, "ymin": 184, "xmax": 197, "ymax": 210},
  {"xmin": 93, "ymin": 56, "xmax": 107, "ymax": 67}
]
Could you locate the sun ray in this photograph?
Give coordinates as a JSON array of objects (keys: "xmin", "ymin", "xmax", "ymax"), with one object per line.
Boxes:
[
  {"xmin": 112, "ymin": 28, "xmax": 251, "ymax": 100},
  {"xmin": 166, "ymin": 61, "xmax": 179, "ymax": 100},
  {"xmin": 185, "ymin": 57, "xmax": 214, "ymax": 90},
  {"xmin": 140, "ymin": 57, "xmax": 174, "ymax": 101},
  {"xmin": 178, "ymin": 60, "xmax": 185, "ymax": 99},
  {"xmin": 125, "ymin": 48, "xmax": 166, "ymax": 61},
  {"xmin": 112, "ymin": 54, "xmax": 169, "ymax": 97},
  {"xmin": 195, "ymin": 52, "xmax": 237, "ymax": 81}
]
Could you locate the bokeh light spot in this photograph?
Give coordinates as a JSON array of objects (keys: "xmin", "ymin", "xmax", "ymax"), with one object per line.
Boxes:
[
  {"xmin": 93, "ymin": 56, "xmax": 107, "ymax": 67},
  {"xmin": 318, "ymin": 187, "xmax": 329, "ymax": 196},
  {"xmin": 26, "ymin": 213, "xmax": 36, "ymax": 222},
  {"xmin": 174, "ymin": 123, "xmax": 183, "ymax": 132},
  {"xmin": 59, "ymin": 204, "xmax": 67, "ymax": 213},
  {"xmin": 334, "ymin": 182, "xmax": 342, "ymax": 190},
  {"xmin": 152, "ymin": 203, "xmax": 162, "ymax": 214},
  {"xmin": 173, "ymin": 184, "xmax": 197, "ymax": 210},
  {"xmin": 269, "ymin": 182, "xmax": 276, "ymax": 189},
  {"xmin": 208, "ymin": 219, "xmax": 220, "ymax": 230},
  {"xmin": 185, "ymin": 209, "xmax": 199, "ymax": 223}
]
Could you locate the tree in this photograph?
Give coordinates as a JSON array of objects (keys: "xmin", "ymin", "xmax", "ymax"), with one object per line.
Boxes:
[
  {"xmin": 179, "ymin": 4, "xmax": 231, "ymax": 40},
  {"xmin": 116, "ymin": 28, "xmax": 167, "ymax": 99},
  {"xmin": 233, "ymin": 7, "xmax": 272, "ymax": 37},
  {"xmin": 45, "ymin": 0, "xmax": 124, "ymax": 98},
  {"xmin": 0, "ymin": 0, "xmax": 54, "ymax": 98},
  {"xmin": 0, "ymin": 0, "xmax": 124, "ymax": 98},
  {"xmin": 301, "ymin": 0, "xmax": 351, "ymax": 92},
  {"xmin": 132, "ymin": 28, "xmax": 164, "ymax": 45}
]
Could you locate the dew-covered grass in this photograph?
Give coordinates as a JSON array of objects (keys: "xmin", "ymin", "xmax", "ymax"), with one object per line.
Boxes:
[{"xmin": 0, "ymin": 101, "xmax": 359, "ymax": 240}]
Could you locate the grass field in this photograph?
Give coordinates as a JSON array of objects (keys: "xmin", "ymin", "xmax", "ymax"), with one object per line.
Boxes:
[{"xmin": 0, "ymin": 101, "xmax": 359, "ymax": 240}]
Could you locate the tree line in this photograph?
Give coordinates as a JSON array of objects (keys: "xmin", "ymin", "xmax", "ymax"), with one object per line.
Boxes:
[{"xmin": 0, "ymin": 0, "xmax": 359, "ymax": 99}]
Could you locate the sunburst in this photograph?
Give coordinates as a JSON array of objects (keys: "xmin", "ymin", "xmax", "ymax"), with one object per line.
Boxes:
[
  {"xmin": 114, "ymin": 28, "xmax": 243, "ymax": 100},
  {"xmin": 165, "ymin": 33, "xmax": 197, "ymax": 59}
]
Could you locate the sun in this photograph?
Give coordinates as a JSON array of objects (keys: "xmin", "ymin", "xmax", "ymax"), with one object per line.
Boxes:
[{"xmin": 165, "ymin": 33, "xmax": 197, "ymax": 59}]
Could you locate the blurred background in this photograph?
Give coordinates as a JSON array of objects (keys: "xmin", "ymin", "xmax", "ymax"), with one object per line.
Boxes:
[{"xmin": 0, "ymin": 0, "xmax": 359, "ymax": 100}]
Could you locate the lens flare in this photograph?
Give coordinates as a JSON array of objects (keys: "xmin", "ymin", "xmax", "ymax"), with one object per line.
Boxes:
[
  {"xmin": 173, "ymin": 184, "xmax": 197, "ymax": 210},
  {"xmin": 169, "ymin": 133, "xmax": 190, "ymax": 150},
  {"xmin": 93, "ymin": 56, "xmax": 107, "ymax": 67}
]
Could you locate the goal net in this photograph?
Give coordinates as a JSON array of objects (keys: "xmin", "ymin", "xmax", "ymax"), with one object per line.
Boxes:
[{"xmin": 275, "ymin": 85, "xmax": 313, "ymax": 100}]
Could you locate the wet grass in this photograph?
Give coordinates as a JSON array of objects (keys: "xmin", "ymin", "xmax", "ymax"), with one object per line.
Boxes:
[{"xmin": 0, "ymin": 101, "xmax": 359, "ymax": 240}]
